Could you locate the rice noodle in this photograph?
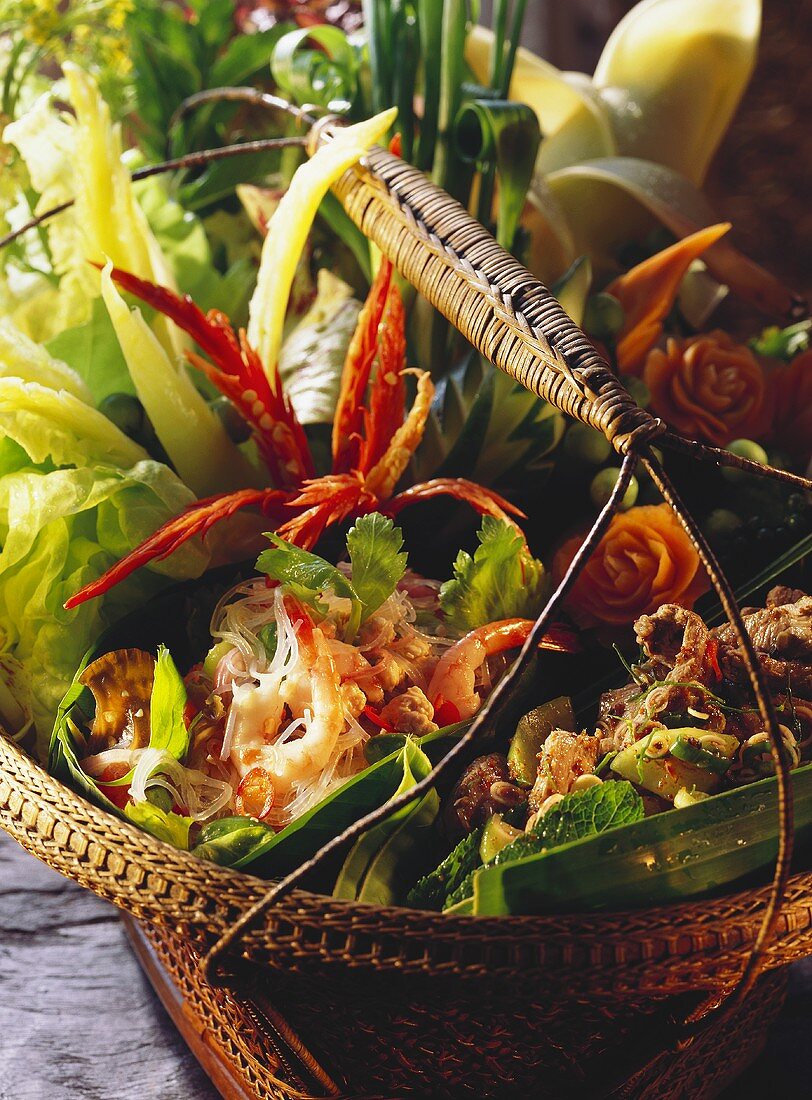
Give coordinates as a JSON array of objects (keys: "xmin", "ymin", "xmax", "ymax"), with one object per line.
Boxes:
[{"xmin": 130, "ymin": 747, "xmax": 233, "ymax": 821}]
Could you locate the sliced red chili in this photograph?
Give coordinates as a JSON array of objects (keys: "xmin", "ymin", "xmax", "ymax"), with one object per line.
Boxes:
[
  {"xmin": 433, "ymin": 698, "xmax": 461, "ymax": 727},
  {"xmin": 363, "ymin": 705, "xmax": 395, "ymax": 732},
  {"xmin": 705, "ymin": 638, "xmax": 722, "ymax": 681}
]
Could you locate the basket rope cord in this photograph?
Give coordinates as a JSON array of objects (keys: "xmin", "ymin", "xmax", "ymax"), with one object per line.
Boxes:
[{"xmin": 3, "ymin": 99, "xmax": 811, "ymax": 1058}]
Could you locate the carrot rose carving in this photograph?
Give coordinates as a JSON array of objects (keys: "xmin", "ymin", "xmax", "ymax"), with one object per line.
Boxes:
[
  {"xmin": 644, "ymin": 330, "xmax": 772, "ymax": 447},
  {"xmin": 553, "ymin": 503, "xmax": 707, "ymax": 627}
]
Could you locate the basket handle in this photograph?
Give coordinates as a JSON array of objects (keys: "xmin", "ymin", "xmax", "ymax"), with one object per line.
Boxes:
[{"xmin": 203, "ymin": 134, "xmax": 799, "ymax": 1036}]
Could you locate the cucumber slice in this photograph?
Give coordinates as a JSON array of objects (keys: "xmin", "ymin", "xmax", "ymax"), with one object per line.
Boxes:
[
  {"xmin": 508, "ymin": 696, "xmax": 575, "ymax": 785},
  {"xmin": 479, "ymin": 813, "xmax": 523, "ymax": 864}
]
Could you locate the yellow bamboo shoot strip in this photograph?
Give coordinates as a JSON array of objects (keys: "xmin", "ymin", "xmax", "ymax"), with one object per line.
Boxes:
[
  {"xmin": 101, "ymin": 266, "xmax": 258, "ymax": 497},
  {"xmin": 247, "ymin": 108, "xmax": 397, "ymax": 377},
  {"xmin": 63, "ymin": 64, "xmax": 183, "ymax": 359}
]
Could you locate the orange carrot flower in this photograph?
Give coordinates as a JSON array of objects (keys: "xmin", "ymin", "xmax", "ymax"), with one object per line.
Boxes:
[
  {"xmin": 769, "ymin": 350, "xmax": 812, "ymax": 466},
  {"xmin": 607, "ymin": 223, "xmax": 730, "ymax": 375},
  {"xmin": 643, "ymin": 330, "xmax": 773, "ymax": 448},
  {"xmin": 553, "ymin": 504, "xmax": 707, "ymax": 628}
]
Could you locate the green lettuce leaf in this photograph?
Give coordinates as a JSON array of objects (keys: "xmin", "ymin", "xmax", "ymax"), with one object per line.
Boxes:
[
  {"xmin": 0, "ymin": 377, "xmax": 147, "ymax": 468},
  {"xmin": 45, "ymin": 298, "xmax": 134, "ymax": 403},
  {"xmin": 0, "ymin": 460, "xmax": 208, "ymax": 758},
  {"xmin": 149, "ymin": 644, "xmax": 189, "ymax": 760},
  {"xmin": 439, "ymin": 516, "xmax": 548, "ymax": 633},
  {"xmin": 346, "ymin": 513, "xmax": 407, "ymax": 623},
  {"xmin": 0, "ymin": 319, "xmax": 91, "ymax": 401},
  {"xmin": 124, "ymin": 800, "xmax": 193, "ymax": 849}
]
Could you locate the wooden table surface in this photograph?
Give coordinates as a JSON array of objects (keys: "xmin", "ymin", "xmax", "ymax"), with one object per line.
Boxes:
[{"xmin": 1, "ymin": 830, "xmax": 810, "ymax": 1100}]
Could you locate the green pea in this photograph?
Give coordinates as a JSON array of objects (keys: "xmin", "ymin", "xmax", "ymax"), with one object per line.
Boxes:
[
  {"xmin": 590, "ymin": 467, "xmax": 639, "ymax": 511},
  {"xmin": 99, "ymin": 392, "xmax": 145, "ymax": 438},
  {"xmin": 563, "ymin": 423, "xmax": 612, "ymax": 466},
  {"xmin": 722, "ymin": 438, "xmax": 768, "ymax": 483},
  {"xmin": 705, "ymin": 508, "xmax": 743, "ymax": 540}
]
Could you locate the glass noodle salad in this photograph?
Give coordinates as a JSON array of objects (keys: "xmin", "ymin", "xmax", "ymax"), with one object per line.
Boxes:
[{"xmin": 59, "ymin": 513, "xmax": 576, "ymax": 848}]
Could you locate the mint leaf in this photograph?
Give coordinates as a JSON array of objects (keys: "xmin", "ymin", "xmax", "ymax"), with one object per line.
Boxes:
[
  {"xmin": 406, "ymin": 827, "xmax": 483, "ymax": 911},
  {"xmin": 439, "ymin": 516, "xmax": 547, "ymax": 633},
  {"xmin": 347, "ymin": 513, "xmax": 407, "ymax": 622},
  {"xmin": 257, "ymin": 532, "xmax": 357, "ymax": 606},
  {"xmin": 493, "ymin": 781, "xmax": 645, "ymax": 866},
  {"xmin": 150, "ymin": 645, "xmax": 190, "ymax": 760}
]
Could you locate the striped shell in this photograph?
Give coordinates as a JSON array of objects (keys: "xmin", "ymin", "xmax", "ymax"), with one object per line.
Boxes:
[{"xmin": 79, "ymin": 648, "xmax": 155, "ymax": 753}]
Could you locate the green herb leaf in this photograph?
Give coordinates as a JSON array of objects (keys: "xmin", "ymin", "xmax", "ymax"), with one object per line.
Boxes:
[
  {"xmin": 439, "ymin": 515, "xmax": 547, "ymax": 632},
  {"xmin": 256, "ymin": 532, "xmax": 357, "ymax": 607},
  {"xmin": 149, "ymin": 645, "xmax": 189, "ymax": 761},
  {"xmin": 347, "ymin": 513, "xmax": 407, "ymax": 622},
  {"xmin": 496, "ymin": 780, "xmax": 644, "ymax": 863},
  {"xmin": 750, "ymin": 320, "xmax": 811, "ymax": 361},
  {"xmin": 124, "ymin": 801, "xmax": 192, "ymax": 850},
  {"xmin": 406, "ymin": 828, "xmax": 483, "ymax": 911}
]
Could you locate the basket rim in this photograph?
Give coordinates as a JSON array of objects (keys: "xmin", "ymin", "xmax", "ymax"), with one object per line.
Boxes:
[{"xmin": 4, "ymin": 730, "xmax": 809, "ymax": 972}]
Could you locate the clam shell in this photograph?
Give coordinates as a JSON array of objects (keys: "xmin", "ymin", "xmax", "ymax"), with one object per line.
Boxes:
[{"xmin": 79, "ymin": 648, "xmax": 155, "ymax": 753}]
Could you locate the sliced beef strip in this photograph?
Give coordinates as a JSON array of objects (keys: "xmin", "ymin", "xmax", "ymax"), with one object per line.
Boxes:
[
  {"xmin": 444, "ymin": 753, "xmax": 527, "ymax": 839},
  {"xmin": 713, "ymin": 592, "xmax": 812, "ymax": 698}
]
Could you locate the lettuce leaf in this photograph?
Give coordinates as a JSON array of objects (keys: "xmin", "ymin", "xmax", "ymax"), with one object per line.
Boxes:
[
  {"xmin": 45, "ymin": 298, "xmax": 134, "ymax": 403},
  {"xmin": 0, "ymin": 459, "xmax": 208, "ymax": 758},
  {"xmin": 0, "ymin": 377, "xmax": 147, "ymax": 468},
  {"xmin": 406, "ymin": 827, "xmax": 483, "ymax": 911},
  {"xmin": 0, "ymin": 320, "xmax": 91, "ymax": 401},
  {"xmin": 439, "ymin": 516, "xmax": 548, "ymax": 633},
  {"xmin": 124, "ymin": 801, "xmax": 192, "ymax": 849},
  {"xmin": 346, "ymin": 513, "xmax": 407, "ymax": 623},
  {"xmin": 149, "ymin": 645, "xmax": 189, "ymax": 760}
]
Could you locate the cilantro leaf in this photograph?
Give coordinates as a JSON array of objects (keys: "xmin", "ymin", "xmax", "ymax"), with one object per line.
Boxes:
[
  {"xmin": 150, "ymin": 645, "xmax": 190, "ymax": 761},
  {"xmin": 347, "ymin": 513, "xmax": 407, "ymax": 622},
  {"xmin": 439, "ymin": 516, "xmax": 547, "ymax": 633},
  {"xmin": 256, "ymin": 532, "xmax": 357, "ymax": 607}
]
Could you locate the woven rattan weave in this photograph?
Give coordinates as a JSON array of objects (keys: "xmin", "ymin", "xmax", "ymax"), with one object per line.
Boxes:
[{"xmin": 1, "ymin": 116, "xmax": 811, "ymax": 1096}]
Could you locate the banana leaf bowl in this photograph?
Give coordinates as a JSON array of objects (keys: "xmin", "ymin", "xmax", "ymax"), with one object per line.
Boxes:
[{"xmin": 2, "ymin": 137, "xmax": 812, "ymax": 1099}]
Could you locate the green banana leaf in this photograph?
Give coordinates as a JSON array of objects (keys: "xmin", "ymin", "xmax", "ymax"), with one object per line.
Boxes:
[
  {"xmin": 468, "ymin": 764, "xmax": 812, "ymax": 916},
  {"xmin": 333, "ymin": 737, "xmax": 439, "ymax": 904},
  {"xmin": 193, "ymin": 731, "xmax": 451, "ymax": 877}
]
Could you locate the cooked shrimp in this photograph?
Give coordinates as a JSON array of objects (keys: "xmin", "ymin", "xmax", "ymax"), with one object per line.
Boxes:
[
  {"xmin": 427, "ymin": 618, "xmax": 579, "ymax": 724},
  {"xmin": 226, "ymin": 595, "xmax": 344, "ymax": 797},
  {"xmin": 428, "ymin": 619, "xmax": 535, "ymax": 724}
]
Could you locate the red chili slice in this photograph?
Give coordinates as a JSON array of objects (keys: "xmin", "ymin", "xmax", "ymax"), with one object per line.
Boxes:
[
  {"xmin": 363, "ymin": 705, "xmax": 395, "ymax": 732},
  {"xmin": 97, "ymin": 762, "xmax": 132, "ymax": 810},
  {"xmin": 705, "ymin": 638, "xmax": 722, "ymax": 681},
  {"xmin": 433, "ymin": 698, "xmax": 461, "ymax": 727},
  {"xmin": 235, "ymin": 767, "xmax": 275, "ymax": 820}
]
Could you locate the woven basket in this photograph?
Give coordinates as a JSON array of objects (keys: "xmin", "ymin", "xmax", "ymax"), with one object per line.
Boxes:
[
  {"xmin": 2, "ymin": 731, "xmax": 810, "ymax": 1096},
  {"xmin": 1, "ymin": 137, "xmax": 810, "ymax": 1096}
]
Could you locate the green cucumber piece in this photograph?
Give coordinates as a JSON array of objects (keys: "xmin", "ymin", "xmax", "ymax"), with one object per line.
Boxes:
[
  {"xmin": 479, "ymin": 813, "xmax": 523, "ymax": 864},
  {"xmin": 507, "ymin": 696, "xmax": 575, "ymax": 785},
  {"xmin": 670, "ymin": 736, "xmax": 734, "ymax": 775}
]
